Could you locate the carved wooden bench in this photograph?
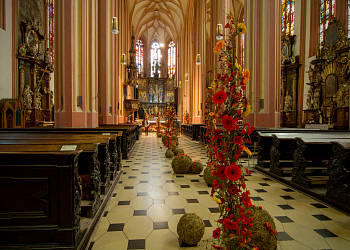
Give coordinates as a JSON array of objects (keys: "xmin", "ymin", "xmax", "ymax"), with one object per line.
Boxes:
[{"xmin": 0, "ymin": 150, "xmax": 83, "ymax": 249}]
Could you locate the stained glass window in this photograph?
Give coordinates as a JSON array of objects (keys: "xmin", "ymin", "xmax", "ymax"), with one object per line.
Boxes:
[
  {"xmin": 150, "ymin": 42, "xmax": 161, "ymax": 77},
  {"xmin": 240, "ymin": 16, "xmax": 245, "ymax": 66},
  {"xmin": 167, "ymin": 41, "xmax": 176, "ymax": 79},
  {"xmin": 320, "ymin": 0, "xmax": 335, "ymax": 44},
  {"xmin": 49, "ymin": 0, "xmax": 54, "ymax": 68},
  {"xmin": 136, "ymin": 39, "xmax": 143, "ymax": 77},
  {"xmin": 282, "ymin": 0, "xmax": 295, "ymax": 35}
]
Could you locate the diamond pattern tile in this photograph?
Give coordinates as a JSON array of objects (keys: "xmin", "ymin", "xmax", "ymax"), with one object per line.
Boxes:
[{"xmin": 89, "ymin": 133, "xmax": 350, "ymax": 250}]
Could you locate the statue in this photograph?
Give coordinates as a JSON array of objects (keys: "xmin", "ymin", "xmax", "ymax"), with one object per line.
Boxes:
[
  {"xmin": 22, "ymin": 85, "xmax": 33, "ymax": 109},
  {"xmin": 313, "ymin": 88, "xmax": 320, "ymax": 110},
  {"xmin": 155, "ymin": 61, "xmax": 160, "ymax": 73},
  {"xmin": 44, "ymin": 48, "xmax": 51, "ymax": 64},
  {"xmin": 284, "ymin": 91, "xmax": 293, "ymax": 111},
  {"xmin": 306, "ymin": 88, "xmax": 314, "ymax": 110}
]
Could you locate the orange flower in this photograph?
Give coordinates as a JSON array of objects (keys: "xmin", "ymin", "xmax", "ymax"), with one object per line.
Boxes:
[
  {"xmin": 213, "ymin": 40, "xmax": 225, "ymax": 54},
  {"xmin": 243, "ymin": 69, "xmax": 250, "ymax": 84}
]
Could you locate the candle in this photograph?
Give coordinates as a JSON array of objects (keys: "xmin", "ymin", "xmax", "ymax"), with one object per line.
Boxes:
[
  {"xmin": 196, "ymin": 54, "xmax": 201, "ymax": 65},
  {"xmin": 121, "ymin": 54, "xmax": 126, "ymax": 65},
  {"xmin": 216, "ymin": 24, "xmax": 223, "ymax": 40}
]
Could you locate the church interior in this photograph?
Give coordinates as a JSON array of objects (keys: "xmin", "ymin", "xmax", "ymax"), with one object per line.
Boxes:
[{"xmin": 1, "ymin": 0, "xmax": 350, "ymax": 249}]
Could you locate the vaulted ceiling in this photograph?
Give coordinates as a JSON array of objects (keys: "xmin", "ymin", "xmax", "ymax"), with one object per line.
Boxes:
[
  {"xmin": 129, "ymin": 0, "xmax": 188, "ymax": 46},
  {"xmin": 129, "ymin": 0, "xmax": 244, "ymax": 46}
]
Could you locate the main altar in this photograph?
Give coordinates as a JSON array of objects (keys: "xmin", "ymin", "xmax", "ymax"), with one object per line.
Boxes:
[{"xmin": 137, "ymin": 77, "xmax": 176, "ymax": 117}]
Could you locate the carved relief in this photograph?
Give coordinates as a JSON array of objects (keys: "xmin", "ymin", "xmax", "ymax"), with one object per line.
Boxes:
[
  {"xmin": 326, "ymin": 144, "xmax": 350, "ymax": 206},
  {"xmin": 292, "ymin": 139, "xmax": 307, "ymax": 185},
  {"xmin": 73, "ymin": 155, "xmax": 82, "ymax": 239}
]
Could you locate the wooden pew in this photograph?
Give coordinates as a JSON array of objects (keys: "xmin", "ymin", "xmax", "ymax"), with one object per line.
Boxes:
[
  {"xmin": 0, "ymin": 131, "xmax": 122, "ymax": 178},
  {"xmin": 0, "ymin": 136, "xmax": 113, "ymax": 195},
  {"xmin": 0, "ymin": 143, "xmax": 101, "ymax": 218},
  {"xmin": 0, "ymin": 150, "xmax": 83, "ymax": 249},
  {"xmin": 0, "ymin": 125, "xmax": 135, "ymax": 159},
  {"xmin": 327, "ymin": 141, "xmax": 350, "ymax": 206},
  {"xmin": 270, "ymin": 133, "xmax": 350, "ymax": 177}
]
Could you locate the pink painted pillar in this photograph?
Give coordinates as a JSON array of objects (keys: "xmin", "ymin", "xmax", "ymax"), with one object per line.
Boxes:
[{"xmin": 54, "ymin": 1, "xmax": 99, "ymax": 127}]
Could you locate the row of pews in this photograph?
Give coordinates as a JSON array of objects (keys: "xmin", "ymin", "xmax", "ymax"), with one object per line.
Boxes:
[
  {"xmin": 256, "ymin": 130, "xmax": 350, "ymax": 213},
  {"xmin": 0, "ymin": 125, "xmax": 141, "ymax": 249},
  {"xmin": 181, "ymin": 124, "xmax": 206, "ymax": 140}
]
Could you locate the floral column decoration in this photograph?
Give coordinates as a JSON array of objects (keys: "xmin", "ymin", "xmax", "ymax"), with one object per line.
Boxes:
[
  {"xmin": 164, "ymin": 105, "xmax": 177, "ymax": 150},
  {"xmin": 205, "ymin": 15, "xmax": 277, "ymax": 250},
  {"xmin": 156, "ymin": 111, "xmax": 162, "ymax": 132}
]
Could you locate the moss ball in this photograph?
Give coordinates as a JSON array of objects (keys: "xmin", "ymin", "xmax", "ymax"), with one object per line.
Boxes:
[
  {"xmin": 165, "ymin": 149, "xmax": 174, "ymax": 158},
  {"xmin": 172, "ymin": 135, "xmax": 178, "ymax": 140},
  {"xmin": 172, "ymin": 153, "xmax": 192, "ymax": 174},
  {"xmin": 174, "ymin": 148, "xmax": 184, "ymax": 156},
  {"xmin": 203, "ymin": 166, "xmax": 219, "ymax": 186},
  {"xmin": 157, "ymin": 132, "xmax": 162, "ymax": 137},
  {"xmin": 162, "ymin": 135, "xmax": 167, "ymax": 143},
  {"xmin": 246, "ymin": 207, "xmax": 278, "ymax": 250},
  {"xmin": 191, "ymin": 161, "xmax": 203, "ymax": 174},
  {"xmin": 177, "ymin": 213, "xmax": 205, "ymax": 246}
]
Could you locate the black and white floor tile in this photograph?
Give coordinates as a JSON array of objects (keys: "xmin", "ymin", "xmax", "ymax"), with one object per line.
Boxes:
[{"xmin": 89, "ymin": 133, "xmax": 350, "ymax": 250}]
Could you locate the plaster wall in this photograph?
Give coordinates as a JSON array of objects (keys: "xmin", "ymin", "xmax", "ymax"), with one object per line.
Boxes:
[{"xmin": 0, "ymin": 0, "xmax": 12, "ymax": 99}]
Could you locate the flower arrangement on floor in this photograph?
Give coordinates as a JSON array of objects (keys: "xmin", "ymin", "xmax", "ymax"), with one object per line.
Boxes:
[{"xmin": 205, "ymin": 15, "xmax": 277, "ymax": 250}]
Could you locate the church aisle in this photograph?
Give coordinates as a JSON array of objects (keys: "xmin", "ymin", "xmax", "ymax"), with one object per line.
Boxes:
[{"xmin": 89, "ymin": 133, "xmax": 350, "ymax": 250}]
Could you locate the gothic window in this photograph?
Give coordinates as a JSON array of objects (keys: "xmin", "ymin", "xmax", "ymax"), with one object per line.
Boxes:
[
  {"xmin": 136, "ymin": 39, "xmax": 143, "ymax": 77},
  {"xmin": 320, "ymin": 0, "xmax": 335, "ymax": 44},
  {"xmin": 150, "ymin": 42, "xmax": 161, "ymax": 77},
  {"xmin": 239, "ymin": 16, "xmax": 245, "ymax": 66},
  {"xmin": 282, "ymin": 0, "xmax": 295, "ymax": 35},
  {"xmin": 168, "ymin": 41, "xmax": 176, "ymax": 79},
  {"xmin": 49, "ymin": 0, "xmax": 54, "ymax": 68}
]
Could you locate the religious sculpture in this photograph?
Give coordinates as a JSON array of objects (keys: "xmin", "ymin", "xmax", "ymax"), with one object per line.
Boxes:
[
  {"xmin": 335, "ymin": 84, "xmax": 349, "ymax": 107},
  {"xmin": 313, "ymin": 88, "xmax": 320, "ymax": 110},
  {"xmin": 35, "ymin": 87, "xmax": 42, "ymax": 109},
  {"xmin": 22, "ymin": 85, "xmax": 33, "ymax": 109},
  {"xmin": 306, "ymin": 88, "xmax": 314, "ymax": 110},
  {"xmin": 44, "ymin": 48, "xmax": 51, "ymax": 64},
  {"xmin": 284, "ymin": 91, "xmax": 293, "ymax": 111}
]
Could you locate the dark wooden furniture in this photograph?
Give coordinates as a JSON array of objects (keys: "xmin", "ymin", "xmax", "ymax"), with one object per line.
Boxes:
[
  {"xmin": 0, "ymin": 150, "xmax": 82, "ymax": 249},
  {"xmin": 0, "ymin": 143, "xmax": 101, "ymax": 218},
  {"xmin": 327, "ymin": 141, "xmax": 350, "ymax": 206}
]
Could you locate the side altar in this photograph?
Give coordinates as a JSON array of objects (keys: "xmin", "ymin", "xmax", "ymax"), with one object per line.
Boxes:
[{"xmin": 305, "ymin": 18, "xmax": 350, "ymax": 130}]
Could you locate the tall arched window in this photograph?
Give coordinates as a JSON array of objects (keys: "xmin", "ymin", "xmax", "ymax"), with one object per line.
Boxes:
[
  {"xmin": 320, "ymin": 0, "xmax": 335, "ymax": 44},
  {"xmin": 136, "ymin": 39, "xmax": 143, "ymax": 77},
  {"xmin": 150, "ymin": 42, "xmax": 161, "ymax": 77},
  {"xmin": 168, "ymin": 41, "xmax": 176, "ymax": 79},
  {"xmin": 282, "ymin": 0, "xmax": 295, "ymax": 35},
  {"xmin": 49, "ymin": 0, "xmax": 54, "ymax": 68}
]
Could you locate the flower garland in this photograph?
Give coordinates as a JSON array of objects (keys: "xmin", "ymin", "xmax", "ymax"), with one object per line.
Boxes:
[{"xmin": 205, "ymin": 15, "xmax": 276, "ymax": 250}]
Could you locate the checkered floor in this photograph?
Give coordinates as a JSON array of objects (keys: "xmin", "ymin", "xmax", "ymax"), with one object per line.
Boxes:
[{"xmin": 89, "ymin": 133, "xmax": 350, "ymax": 250}]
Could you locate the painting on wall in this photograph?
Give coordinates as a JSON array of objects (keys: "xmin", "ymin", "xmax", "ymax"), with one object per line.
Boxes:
[
  {"xmin": 139, "ymin": 79, "xmax": 147, "ymax": 90},
  {"xmin": 166, "ymin": 91, "xmax": 175, "ymax": 102},
  {"xmin": 139, "ymin": 91, "xmax": 147, "ymax": 102},
  {"xmin": 166, "ymin": 79, "xmax": 174, "ymax": 91}
]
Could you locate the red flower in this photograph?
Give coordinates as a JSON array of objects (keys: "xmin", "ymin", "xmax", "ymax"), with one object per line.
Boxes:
[
  {"xmin": 225, "ymin": 164, "xmax": 242, "ymax": 181},
  {"xmin": 212, "ymin": 91, "xmax": 227, "ymax": 105},
  {"xmin": 225, "ymin": 23, "xmax": 229, "ymax": 28},
  {"xmin": 217, "ymin": 151, "xmax": 226, "ymax": 162},
  {"xmin": 212, "ymin": 245, "xmax": 223, "ymax": 250},
  {"xmin": 233, "ymin": 136, "xmax": 243, "ymax": 145},
  {"xmin": 228, "ymin": 63, "xmax": 232, "ymax": 68},
  {"xmin": 241, "ymin": 214, "xmax": 249, "ymax": 225},
  {"xmin": 228, "ymin": 185, "xmax": 239, "ymax": 195},
  {"xmin": 216, "ymin": 166, "xmax": 226, "ymax": 181},
  {"xmin": 212, "ymin": 228, "xmax": 221, "ymax": 239},
  {"xmin": 222, "ymin": 115, "xmax": 235, "ymax": 131},
  {"xmin": 223, "ymin": 218, "xmax": 238, "ymax": 230}
]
